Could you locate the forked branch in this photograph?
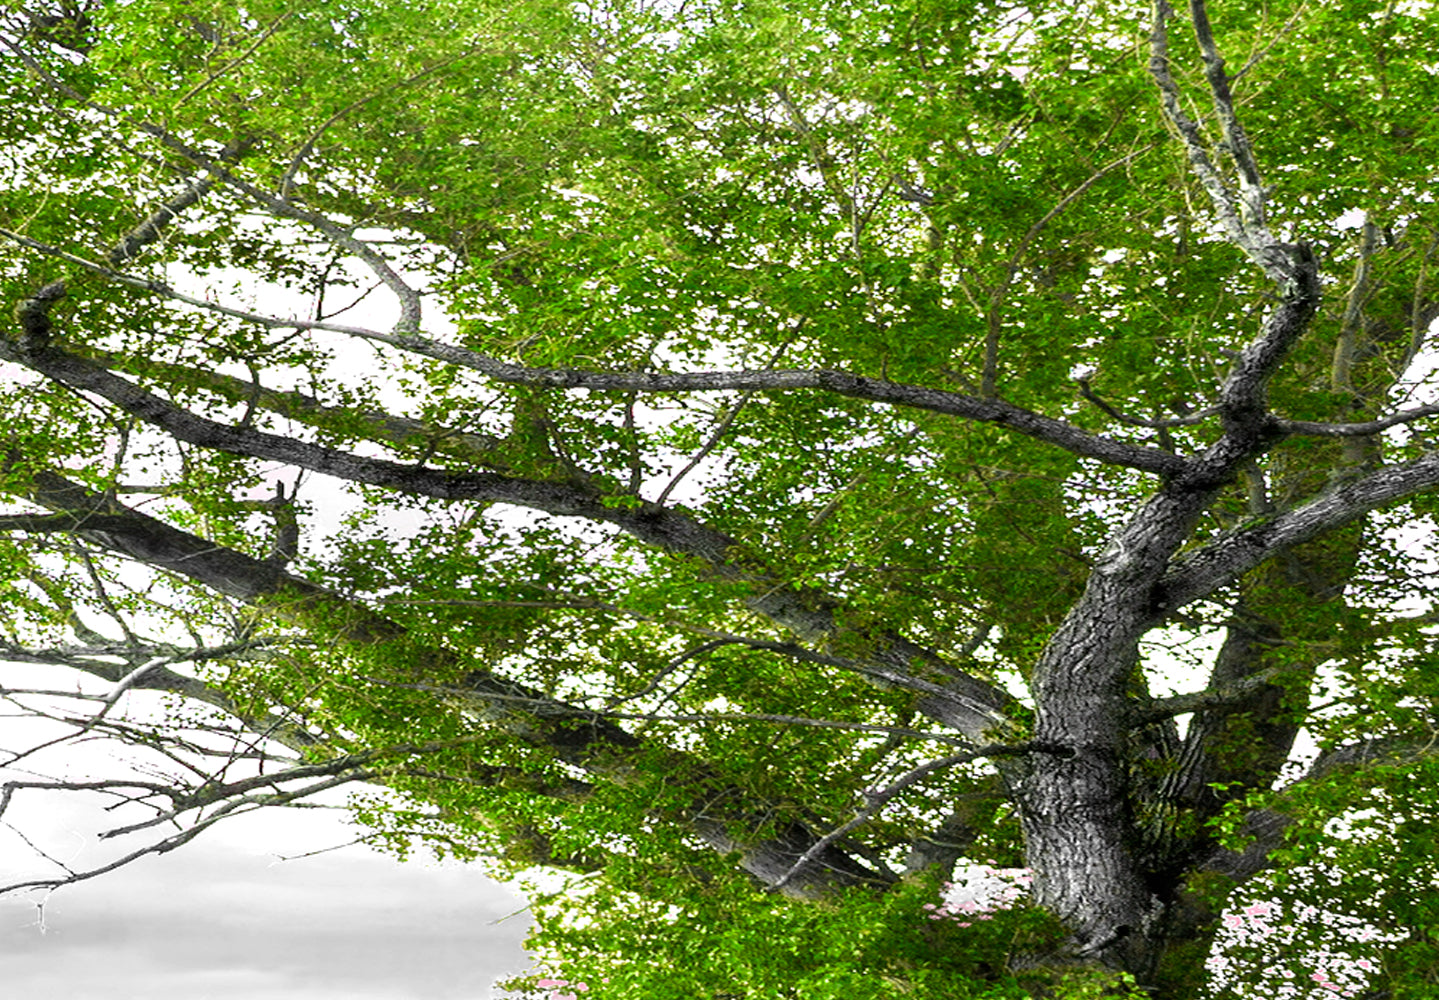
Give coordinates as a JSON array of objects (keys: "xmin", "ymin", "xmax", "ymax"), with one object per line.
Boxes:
[{"xmin": 1149, "ymin": 0, "xmax": 1292, "ymax": 283}]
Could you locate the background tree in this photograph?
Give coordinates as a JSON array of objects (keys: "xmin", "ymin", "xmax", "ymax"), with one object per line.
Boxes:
[{"xmin": 3, "ymin": 0, "xmax": 1439, "ymax": 995}]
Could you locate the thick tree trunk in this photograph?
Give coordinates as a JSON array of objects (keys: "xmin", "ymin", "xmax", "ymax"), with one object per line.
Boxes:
[{"xmin": 1021, "ymin": 489, "xmax": 1217, "ymax": 976}]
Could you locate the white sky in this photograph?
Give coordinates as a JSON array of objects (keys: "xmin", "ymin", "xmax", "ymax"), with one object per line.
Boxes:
[
  {"xmin": 0, "ymin": 665, "xmax": 537, "ymax": 1000},
  {"xmin": 0, "ymin": 765, "xmax": 534, "ymax": 1000}
]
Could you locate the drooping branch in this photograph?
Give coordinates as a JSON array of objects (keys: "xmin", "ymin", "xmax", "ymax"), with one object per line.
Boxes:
[
  {"xmin": 1, "ymin": 317, "xmax": 1021, "ymax": 738},
  {"xmin": 0, "ymin": 465, "xmax": 911, "ymax": 896},
  {"xmin": 0, "ymin": 770, "xmax": 378, "ymax": 898}
]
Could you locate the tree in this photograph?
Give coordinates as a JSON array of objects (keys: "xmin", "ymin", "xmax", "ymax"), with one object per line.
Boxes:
[{"xmin": 2, "ymin": 0, "xmax": 1438, "ymax": 994}]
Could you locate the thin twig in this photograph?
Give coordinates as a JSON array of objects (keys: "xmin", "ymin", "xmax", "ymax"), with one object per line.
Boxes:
[
  {"xmin": 1077, "ymin": 379, "xmax": 1218, "ymax": 428},
  {"xmin": 768, "ymin": 741, "xmax": 1073, "ymax": 892},
  {"xmin": 175, "ymin": 13, "xmax": 292, "ymax": 106}
]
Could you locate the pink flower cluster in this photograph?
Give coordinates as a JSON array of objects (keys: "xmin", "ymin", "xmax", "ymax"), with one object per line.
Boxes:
[
  {"xmin": 1207, "ymin": 897, "xmax": 1399, "ymax": 998},
  {"xmin": 1222, "ymin": 899, "xmax": 1278, "ymax": 930},
  {"xmin": 535, "ymin": 977, "xmax": 590, "ymax": 1000},
  {"xmin": 1309, "ymin": 960, "xmax": 1374, "ymax": 995},
  {"xmin": 922, "ymin": 865, "xmax": 1033, "ymax": 927}
]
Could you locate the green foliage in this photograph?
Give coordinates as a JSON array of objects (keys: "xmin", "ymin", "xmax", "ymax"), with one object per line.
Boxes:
[
  {"xmin": 6, "ymin": 0, "xmax": 1439, "ymax": 997},
  {"xmin": 505, "ymin": 874, "xmax": 1070, "ymax": 1000}
]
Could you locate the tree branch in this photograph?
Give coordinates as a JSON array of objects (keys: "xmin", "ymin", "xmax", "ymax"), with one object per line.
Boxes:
[
  {"xmin": 1187, "ymin": 0, "xmax": 1269, "ymax": 238},
  {"xmin": 982, "ymin": 141, "xmax": 1160, "ymax": 398},
  {"xmin": 0, "ymin": 230, "xmax": 1185, "ymax": 477},
  {"xmin": 1199, "ymin": 735, "xmax": 1439, "ymax": 884},
  {"xmin": 1077, "ymin": 378, "xmax": 1218, "ymax": 429},
  {"xmin": 81, "ymin": 347, "xmax": 506, "ymax": 463},
  {"xmin": 0, "ymin": 464, "xmax": 942, "ymax": 895},
  {"xmin": 1158, "ymin": 451, "xmax": 1439, "ymax": 615},
  {"xmin": 1138, "ymin": 666, "xmax": 1288, "ymax": 722},
  {"xmin": 1149, "ymin": 0, "xmax": 1293, "ymax": 283},
  {"xmin": 1331, "ymin": 220, "xmax": 1379, "ymax": 394},
  {"xmin": 1277, "ymin": 404, "xmax": 1439, "ymax": 438},
  {"xmin": 0, "ymin": 635, "xmax": 321, "ymax": 751},
  {"xmin": 769, "ymin": 742, "xmax": 1072, "ymax": 892}
]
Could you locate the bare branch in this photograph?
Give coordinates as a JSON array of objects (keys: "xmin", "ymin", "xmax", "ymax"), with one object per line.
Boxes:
[
  {"xmin": 0, "ymin": 636, "xmax": 321, "ymax": 753},
  {"xmin": 0, "ymin": 772, "xmax": 374, "ymax": 899}
]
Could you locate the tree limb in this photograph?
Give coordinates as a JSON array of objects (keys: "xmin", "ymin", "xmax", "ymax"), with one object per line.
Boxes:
[
  {"xmin": 1137, "ymin": 666, "xmax": 1289, "ymax": 721},
  {"xmin": 770, "ymin": 741, "xmax": 1072, "ymax": 893},
  {"xmin": 1277, "ymin": 404, "xmax": 1439, "ymax": 438},
  {"xmin": 1158, "ymin": 452, "xmax": 1439, "ymax": 616},
  {"xmin": 0, "ymin": 229, "xmax": 1185, "ymax": 476},
  {"xmin": 1149, "ymin": 0, "xmax": 1292, "ymax": 283}
]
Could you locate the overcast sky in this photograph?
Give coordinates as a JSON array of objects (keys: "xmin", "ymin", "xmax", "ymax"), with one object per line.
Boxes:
[
  {"xmin": 0, "ymin": 655, "xmax": 536, "ymax": 1000},
  {"xmin": 0, "ymin": 783, "xmax": 535, "ymax": 1000}
]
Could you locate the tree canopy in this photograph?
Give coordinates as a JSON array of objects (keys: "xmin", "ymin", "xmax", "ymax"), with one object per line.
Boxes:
[{"xmin": 3, "ymin": 0, "xmax": 1439, "ymax": 995}]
